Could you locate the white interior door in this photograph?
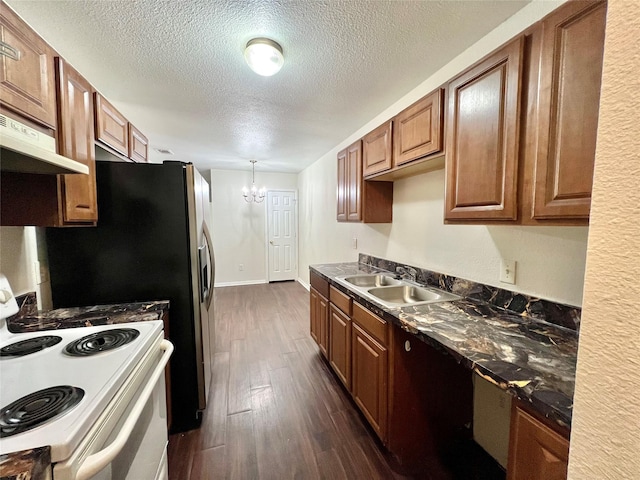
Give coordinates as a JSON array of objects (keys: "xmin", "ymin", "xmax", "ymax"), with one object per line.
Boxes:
[{"xmin": 267, "ymin": 190, "xmax": 297, "ymax": 282}]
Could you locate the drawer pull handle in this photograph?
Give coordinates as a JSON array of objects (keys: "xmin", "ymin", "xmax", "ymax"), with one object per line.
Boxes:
[
  {"xmin": 404, "ymin": 340, "xmax": 411, "ymax": 352},
  {"xmin": 0, "ymin": 41, "xmax": 21, "ymax": 61}
]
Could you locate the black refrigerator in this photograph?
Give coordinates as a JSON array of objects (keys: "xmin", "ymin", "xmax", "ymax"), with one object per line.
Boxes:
[{"xmin": 46, "ymin": 160, "xmax": 215, "ymax": 433}]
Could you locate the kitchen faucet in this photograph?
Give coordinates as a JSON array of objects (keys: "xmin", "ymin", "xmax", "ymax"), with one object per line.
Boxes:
[{"xmin": 396, "ymin": 266, "xmax": 418, "ymax": 283}]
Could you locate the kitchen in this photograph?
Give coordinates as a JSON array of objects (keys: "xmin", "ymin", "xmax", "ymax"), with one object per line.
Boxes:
[{"xmin": 0, "ymin": 0, "xmax": 638, "ymax": 479}]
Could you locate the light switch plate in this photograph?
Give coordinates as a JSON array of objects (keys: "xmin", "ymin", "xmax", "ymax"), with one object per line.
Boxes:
[
  {"xmin": 500, "ymin": 260, "xmax": 516, "ymax": 284},
  {"xmin": 352, "ymin": 238, "xmax": 358, "ymax": 249}
]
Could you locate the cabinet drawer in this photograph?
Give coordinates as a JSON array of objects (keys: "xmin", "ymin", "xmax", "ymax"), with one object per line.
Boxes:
[
  {"xmin": 310, "ymin": 270, "xmax": 329, "ymax": 298},
  {"xmin": 330, "ymin": 285, "xmax": 352, "ymax": 316},
  {"xmin": 352, "ymin": 302, "xmax": 387, "ymax": 345}
]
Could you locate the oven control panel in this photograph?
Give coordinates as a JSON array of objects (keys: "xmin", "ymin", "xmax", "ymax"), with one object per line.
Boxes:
[{"xmin": 0, "ymin": 274, "xmax": 19, "ymax": 320}]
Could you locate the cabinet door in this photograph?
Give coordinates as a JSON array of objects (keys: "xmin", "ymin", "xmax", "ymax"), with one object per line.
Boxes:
[
  {"xmin": 445, "ymin": 37, "xmax": 524, "ymax": 221},
  {"xmin": 94, "ymin": 92, "xmax": 128, "ymax": 156},
  {"xmin": 0, "ymin": 4, "xmax": 56, "ymax": 128},
  {"xmin": 507, "ymin": 405, "xmax": 569, "ymax": 480},
  {"xmin": 310, "ymin": 288, "xmax": 320, "ymax": 345},
  {"xmin": 346, "ymin": 140, "xmax": 362, "ymax": 222},
  {"xmin": 352, "ymin": 322, "xmax": 388, "ymax": 441},
  {"xmin": 336, "ymin": 148, "xmax": 347, "ymax": 221},
  {"xmin": 317, "ymin": 294, "xmax": 329, "ymax": 359},
  {"xmin": 329, "ymin": 304, "xmax": 351, "ymax": 390},
  {"xmin": 394, "ymin": 89, "xmax": 444, "ymax": 167},
  {"xmin": 363, "ymin": 121, "xmax": 393, "ymax": 176},
  {"xmin": 128, "ymin": 124, "xmax": 149, "ymax": 162},
  {"xmin": 532, "ymin": 1, "xmax": 606, "ymax": 220},
  {"xmin": 55, "ymin": 58, "xmax": 97, "ymax": 223}
]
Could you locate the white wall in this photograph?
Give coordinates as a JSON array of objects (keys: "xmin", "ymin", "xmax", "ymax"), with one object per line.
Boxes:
[
  {"xmin": 568, "ymin": 0, "xmax": 640, "ymax": 477},
  {"xmin": 0, "ymin": 227, "xmax": 52, "ymax": 310},
  {"xmin": 298, "ymin": 0, "xmax": 590, "ymax": 307},
  {"xmin": 209, "ymin": 168, "xmax": 298, "ymax": 285}
]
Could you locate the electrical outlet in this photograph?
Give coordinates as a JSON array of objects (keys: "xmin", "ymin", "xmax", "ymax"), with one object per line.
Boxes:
[
  {"xmin": 238, "ymin": 264, "xmax": 244, "ymax": 271},
  {"xmin": 352, "ymin": 238, "xmax": 358, "ymax": 249},
  {"xmin": 500, "ymin": 260, "xmax": 516, "ymax": 284}
]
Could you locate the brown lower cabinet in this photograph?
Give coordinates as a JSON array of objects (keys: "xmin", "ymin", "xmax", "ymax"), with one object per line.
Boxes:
[
  {"xmin": 352, "ymin": 318, "xmax": 388, "ymax": 441},
  {"xmin": 507, "ymin": 402, "xmax": 569, "ymax": 480},
  {"xmin": 329, "ymin": 303, "xmax": 351, "ymax": 390},
  {"xmin": 309, "ymin": 271, "xmax": 330, "ymax": 359},
  {"xmin": 309, "ymin": 287, "xmax": 329, "ymax": 358}
]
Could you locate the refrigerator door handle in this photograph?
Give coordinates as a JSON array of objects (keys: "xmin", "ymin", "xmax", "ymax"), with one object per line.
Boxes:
[
  {"xmin": 198, "ymin": 244, "xmax": 209, "ymax": 302},
  {"xmin": 202, "ymin": 223, "xmax": 214, "ymax": 310}
]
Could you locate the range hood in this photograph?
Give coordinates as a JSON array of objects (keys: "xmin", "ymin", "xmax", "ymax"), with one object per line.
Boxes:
[{"xmin": 0, "ymin": 114, "xmax": 89, "ymax": 175}]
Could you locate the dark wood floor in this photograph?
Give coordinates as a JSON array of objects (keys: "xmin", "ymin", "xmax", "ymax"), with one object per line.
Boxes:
[{"xmin": 168, "ymin": 281, "xmax": 409, "ymax": 480}]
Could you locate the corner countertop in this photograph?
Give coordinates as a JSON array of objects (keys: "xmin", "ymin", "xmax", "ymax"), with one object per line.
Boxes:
[
  {"xmin": 6, "ymin": 297, "xmax": 169, "ymax": 334},
  {"xmin": 311, "ymin": 262, "xmax": 578, "ymax": 430}
]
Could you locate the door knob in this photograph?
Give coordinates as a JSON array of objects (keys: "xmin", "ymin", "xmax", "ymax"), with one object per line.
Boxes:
[{"xmin": 269, "ymin": 241, "xmax": 274, "ymax": 245}]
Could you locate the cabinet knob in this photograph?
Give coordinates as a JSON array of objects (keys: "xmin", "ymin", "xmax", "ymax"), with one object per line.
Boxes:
[{"xmin": 404, "ymin": 340, "xmax": 411, "ymax": 352}]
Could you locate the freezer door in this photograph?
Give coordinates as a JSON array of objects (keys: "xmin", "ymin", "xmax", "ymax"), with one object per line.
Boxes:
[{"xmin": 186, "ymin": 165, "xmax": 214, "ymax": 410}]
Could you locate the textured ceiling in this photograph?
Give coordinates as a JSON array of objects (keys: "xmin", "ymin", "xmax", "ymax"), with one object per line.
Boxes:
[{"xmin": 6, "ymin": 0, "xmax": 530, "ymax": 173}]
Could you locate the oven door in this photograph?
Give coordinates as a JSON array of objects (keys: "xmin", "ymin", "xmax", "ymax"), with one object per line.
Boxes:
[{"xmin": 54, "ymin": 337, "xmax": 173, "ymax": 480}]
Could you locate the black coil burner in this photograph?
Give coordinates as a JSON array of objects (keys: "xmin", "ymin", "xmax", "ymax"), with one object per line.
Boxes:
[
  {"xmin": 0, "ymin": 336, "xmax": 62, "ymax": 358},
  {"xmin": 0, "ymin": 385, "xmax": 84, "ymax": 437},
  {"xmin": 64, "ymin": 328, "xmax": 140, "ymax": 357}
]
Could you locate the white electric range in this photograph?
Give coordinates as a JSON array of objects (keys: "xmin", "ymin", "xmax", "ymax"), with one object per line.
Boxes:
[{"xmin": 0, "ymin": 275, "xmax": 173, "ymax": 480}]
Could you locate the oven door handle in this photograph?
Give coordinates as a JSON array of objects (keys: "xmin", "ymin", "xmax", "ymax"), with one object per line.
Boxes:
[{"xmin": 74, "ymin": 340, "xmax": 174, "ymax": 480}]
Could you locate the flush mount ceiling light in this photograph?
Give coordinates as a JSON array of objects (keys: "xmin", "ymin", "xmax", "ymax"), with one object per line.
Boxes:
[{"xmin": 244, "ymin": 38, "xmax": 284, "ymax": 77}]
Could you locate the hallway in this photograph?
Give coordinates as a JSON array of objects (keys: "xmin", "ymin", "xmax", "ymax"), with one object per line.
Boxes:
[{"xmin": 167, "ymin": 281, "xmax": 407, "ymax": 479}]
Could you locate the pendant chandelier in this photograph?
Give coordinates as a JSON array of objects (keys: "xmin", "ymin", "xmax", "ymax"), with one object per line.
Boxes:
[{"xmin": 243, "ymin": 160, "xmax": 265, "ymax": 203}]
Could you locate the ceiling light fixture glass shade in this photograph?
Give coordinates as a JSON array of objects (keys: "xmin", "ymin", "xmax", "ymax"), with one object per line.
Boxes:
[
  {"xmin": 244, "ymin": 38, "xmax": 284, "ymax": 76},
  {"xmin": 243, "ymin": 160, "xmax": 266, "ymax": 203}
]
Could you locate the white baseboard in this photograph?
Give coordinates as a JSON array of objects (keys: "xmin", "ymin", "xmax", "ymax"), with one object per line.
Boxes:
[
  {"xmin": 214, "ymin": 279, "xmax": 267, "ymax": 288},
  {"xmin": 297, "ymin": 278, "xmax": 310, "ymax": 291}
]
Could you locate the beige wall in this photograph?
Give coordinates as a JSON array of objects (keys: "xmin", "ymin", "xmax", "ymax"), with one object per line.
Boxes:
[
  {"xmin": 568, "ymin": 0, "xmax": 640, "ymax": 477},
  {"xmin": 0, "ymin": 227, "xmax": 52, "ymax": 309},
  {"xmin": 209, "ymin": 168, "xmax": 298, "ymax": 285},
  {"xmin": 298, "ymin": 0, "xmax": 590, "ymax": 307}
]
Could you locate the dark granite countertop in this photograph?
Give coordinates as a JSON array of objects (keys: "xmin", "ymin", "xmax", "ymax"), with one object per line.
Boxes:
[
  {"xmin": 311, "ymin": 260, "xmax": 578, "ymax": 430},
  {"xmin": 6, "ymin": 294, "xmax": 169, "ymax": 333}
]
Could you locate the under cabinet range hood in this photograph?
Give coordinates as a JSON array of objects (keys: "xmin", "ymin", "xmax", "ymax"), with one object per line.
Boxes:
[{"xmin": 0, "ymin": 114, "xmax": 89, "ymax": 175}]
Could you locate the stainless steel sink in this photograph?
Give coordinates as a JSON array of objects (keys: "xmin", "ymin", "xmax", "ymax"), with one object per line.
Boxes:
[
  {"xmin": 341, "ymin": 274, "xmax": 402, "ymax": 288},
  {"xmin": 335, "ymin": 274, "xmax": 461, "ymax": 307},
  {"xmin": 367, "ymin": 285, "xmax": 460, "ymax": 305}
]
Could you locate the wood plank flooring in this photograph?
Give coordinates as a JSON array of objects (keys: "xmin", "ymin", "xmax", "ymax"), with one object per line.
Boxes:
[{"xmin": 167, "ymin": 281, "xmax": 409, "ymax": 480}]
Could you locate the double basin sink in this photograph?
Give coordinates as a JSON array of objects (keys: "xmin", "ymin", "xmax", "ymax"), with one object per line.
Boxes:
[{"xmin": 335, "ymin": 273, "xmax": 460, "ymax": 308}]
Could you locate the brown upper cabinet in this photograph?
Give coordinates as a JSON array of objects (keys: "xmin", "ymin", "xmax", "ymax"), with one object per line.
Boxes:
[
  {"xmin": 337, "ymin": 140, "xmax": 393, "ymax": 223},
  {"xmin": 445, "ymin": 1, "xmax": 606, "ymax": 225},
  {"xmin": 445, "ymin": 37, "xmax": 524, "ymax": 222},
  {"xmin": 393, "ymin": 88, "xmax": 444, "ymax": 168},
  {"xmin": 363, "ymin": 121, "xmax": 393, "ymax": 176},
  {"xmin": 530, "ymin": 0, "xmax": 607, "ymax": 221},
  {"xmin": 0, "ymin": 4, "xmax": 56, "ymax": 129},
  {"xmin": 129, "ymin": 123, "xmax": 149, "ymax": 163},
  {"xmin": 94, "ymin": 92, "xmax": 129, "ymax": 156},
  {"xmin": 363, "ymin": 88, "xmax": 446, "ymax": 182},
  {"xmin": 56, "ymin": 58, "xmax": 98, "ymax": 224},
  {"xmin": 346, "ymin": 141, "xmax": 362, "ymax": 221}
]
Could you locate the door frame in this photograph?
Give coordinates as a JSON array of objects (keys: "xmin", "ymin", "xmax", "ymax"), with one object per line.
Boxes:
[{"xmin": 265, "ymin": 189, "xmax": 298, "ymax": 282}]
